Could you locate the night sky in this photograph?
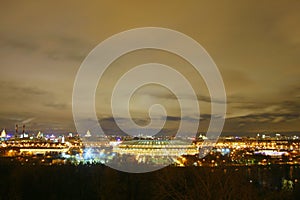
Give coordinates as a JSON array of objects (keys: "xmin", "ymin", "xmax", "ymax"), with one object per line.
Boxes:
[{"xmin": 0, "ymin": 1, "xmax": 299, "ymax": 135}]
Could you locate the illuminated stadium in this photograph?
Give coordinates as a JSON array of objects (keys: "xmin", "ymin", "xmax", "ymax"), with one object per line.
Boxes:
[{"xmin": 113, "ymin": 140, "xmax": 198, "ymax": 156}]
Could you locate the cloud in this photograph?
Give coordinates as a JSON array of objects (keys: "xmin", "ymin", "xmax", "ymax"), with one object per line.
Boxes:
[
  {"xmin": 20, "ymin": 117, "xmax": 35, "ymax": 124},
  {"xmin": 230, "ymin": 113, "xmax": 300, "ymax": 123},
  {"xmin": 43, "ymin": 35, "xmax": 91, "ymax": 62},
  {"xmin": 0, "ymin": 81, "xmax": 48, "ymax": 96},
  {"xmin": 44, "ymin": 102, "xmax": 68, "ymax": 110},
  {"xmin": 166, "ymin": 116, "xmax": 181, "ymax": 121},
  {"xmin": 0, "ymin": 34, "xmax": 39, "ymax": 52}
]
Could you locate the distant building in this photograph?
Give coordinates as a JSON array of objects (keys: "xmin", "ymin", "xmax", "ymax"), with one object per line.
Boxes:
[
  {"xmin": 0, "ymin": 129, "xmax": 6, "ymax": 139},
  {"xmin": 114, "ymin": 139, "xmax": 198, "ymax": 156},
  {"xmin": 37, "ymin": 131, "xmax": 44, "ymax": 139},
  {"xmin": 85, "ymin": 130, "xmax": 92, "ymax": 137}
]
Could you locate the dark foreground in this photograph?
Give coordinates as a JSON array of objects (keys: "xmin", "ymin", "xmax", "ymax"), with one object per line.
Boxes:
[{"xmin": 0, "ymin": 163, "xmax": 299, "ymax": 200}]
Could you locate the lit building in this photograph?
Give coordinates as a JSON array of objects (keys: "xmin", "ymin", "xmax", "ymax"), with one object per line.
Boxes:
[
  {"xmin": 0, "ymin": 129, "xmax": 6, "ymax": 138},
  {"xmin": 114, "ymin": 139, "xmax": 198, "ymax": 156}
]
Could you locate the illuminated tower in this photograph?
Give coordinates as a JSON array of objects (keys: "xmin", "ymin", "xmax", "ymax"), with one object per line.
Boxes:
[
  {"xmin": 85, "ymin": 130, "xmax": 91, "ymax": 137},
  {"xmin": 37, "ymin": 131, "xmax": 42, "ymax": 139},
  {"xmin": 0, "ymin": 129, "xmax": 6, "ymax": 138},
  {"xmin": 15, "ymin": 124, "xmax": 18, "ymax": 138},
  {"xmin": 22, "ymin": 124, "xmax": 28, "ymax": 138}
]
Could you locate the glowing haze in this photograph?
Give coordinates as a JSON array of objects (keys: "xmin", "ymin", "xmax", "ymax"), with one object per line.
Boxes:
[{"xmin": 0, "ymin": 0, "xmax": 299, "ymax": 135}]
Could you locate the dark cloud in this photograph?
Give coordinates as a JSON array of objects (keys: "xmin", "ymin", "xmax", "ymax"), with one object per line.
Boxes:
[
  {"xmin": 0, "ymin": 81, "xmax": 48, "ymax": 96},
  {"xmin": 43, "ymin": 35, "xmax": 92, "ymax": 62},
  {"xmin": 140, "ymin": 91, "xmax": 226, "ymax": 104},
  {"xmin": 230, "ymin": 113, "xmax": 300, "ymax": 123},
  {"xmin": 166, "ymin": 116, "xmax": 181, "ymax": 121},
  {"xmin": 0, "ymin": 33, "xmax": 39, "ymax": 52},
  {"xmin": 0, "ymin": 31, "xmax": 91, "ymax": 62}
]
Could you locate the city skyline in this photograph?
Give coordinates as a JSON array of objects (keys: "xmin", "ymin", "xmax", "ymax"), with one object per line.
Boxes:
[{"xmin": 0, "ymin": 1, "xmax": 300, "ymax": 135}]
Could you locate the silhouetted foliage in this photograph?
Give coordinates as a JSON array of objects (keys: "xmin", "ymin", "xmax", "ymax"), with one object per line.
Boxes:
[{"xmin": 0, "ymin": 163, "xmax": 299, "ymax": 200}]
